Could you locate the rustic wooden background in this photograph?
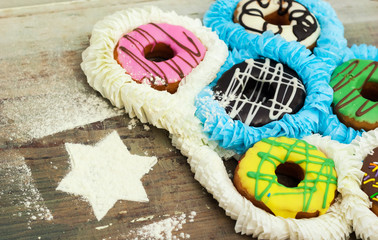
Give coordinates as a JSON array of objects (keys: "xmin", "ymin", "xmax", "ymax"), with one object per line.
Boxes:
[{"xmin": 0, "ymin": 0, "xmax": 377, "ymax": 239}]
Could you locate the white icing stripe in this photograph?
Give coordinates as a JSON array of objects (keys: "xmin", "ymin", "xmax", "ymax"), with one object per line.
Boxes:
[{"xmin": 217, "ymin": 58, "xmax": 305, "ymax": 126}]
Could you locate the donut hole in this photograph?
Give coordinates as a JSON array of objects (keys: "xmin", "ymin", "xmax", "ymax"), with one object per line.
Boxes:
[
  {"xmin": 275, "ymin": 162, "xmax": 304, "ymax": 188},
  {"xmin": 264, "ymin": 11, "xmax": 291, "ymax": 26},
  {"xmin": 144, "ymin": 43, "xmax": 175, "ymax": 62},
  {"xmin": 360, "ymin": 81, "xmax": 378, "ymax": 102}
]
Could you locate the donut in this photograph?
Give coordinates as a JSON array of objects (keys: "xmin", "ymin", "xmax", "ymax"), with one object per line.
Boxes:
[
  {"xmin": 213, "ymin": 58, "xmax": 306, "ymax": 127},
  {"xmin": 330, "ymin": 59, "xmax": 378, "ymax": 131},
  {"xmin": 114, "ymin": 23, "xmax": 207, "ymax": 94},
  {"xmin": 233, "ymin": 0, "xmax": 320, "ymax": 49},
  {"xmin": 361, "ymin": 146, "xmax": 378, "ymax": 216},
  {"xmin": 233, "ymin": 136, "xmax": 337, "ymax": 218}
]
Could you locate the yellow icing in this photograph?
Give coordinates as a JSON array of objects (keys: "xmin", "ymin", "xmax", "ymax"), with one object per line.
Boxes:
[{"xmin": 237, "ymin": 137, "xmax": 337, "ymax": 218}]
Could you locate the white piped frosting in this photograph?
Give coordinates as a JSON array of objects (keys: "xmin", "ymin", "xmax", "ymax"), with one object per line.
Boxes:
[
  {"xmin": 81, "ymin": 6, "xmax": 231, "ymax": 157},
  {"xmin": 348, "ymin": 128, "xmax": 378, "ymax": 240},
  {"xmin": 171, "ymin": 133, "xmax": 354, "ymax": 240},
  {"xmin": 81, "ymin": 6, "xmax": 354, "ymax": 240}
]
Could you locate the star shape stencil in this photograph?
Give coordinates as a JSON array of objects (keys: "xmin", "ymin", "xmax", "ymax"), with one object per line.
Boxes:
[{"xmin": 57, "ymin": 131, "xmax": 157, "ymax": 221}]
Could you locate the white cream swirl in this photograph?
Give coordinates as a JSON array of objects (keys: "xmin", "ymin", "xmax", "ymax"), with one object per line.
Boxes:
[
  {"xmin": 81, "ymin": 6, "xmax": 231, "ymax": 156},
  {"xmin": 81, "ymin": 6, "xmax": 353, "ymax": 240},
  {"xmin": 348, "ymin": 128, "xmax": 378, "ymax": 240}
]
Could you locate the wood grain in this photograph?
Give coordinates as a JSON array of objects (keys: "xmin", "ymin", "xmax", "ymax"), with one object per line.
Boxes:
[
  {"xmin": 0, "ymin": 0, "xmax": 377, "ymax": 239},
  {"xmin": 0, "ymin": 0, "xmax": 68, "ymax": 9},
  {"xmin": 324, "ymin": 0, "xmax": 378, "ymax": 46}
]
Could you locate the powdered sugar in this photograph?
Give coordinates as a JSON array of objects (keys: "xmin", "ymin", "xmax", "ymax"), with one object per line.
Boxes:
[
  {"xmin": 128, "ymin": 118, "xmax": 139, "ymax": 130},
  {"xmin": 1, "ymin": 90, "xmax": 123, "ymax": 142},
  {"xmin": 0, "ymin": 51, "xmax": 124, "ymax": 143},
  {"xmin": 57, "ymin": 131, "xmax": 157, "ymax": 221},
  {"xmin": 143, "ymin": 124, "xmax": 151, "ymax": 131},
  {"xmin": 188, "ymin": 211, "xmax": 196, "ymax": 222},
  {"xmin": 126, "ymin": 211, "xmax": 197, "ymax": 240},
  {"xmin": 0, "ymin": 152, "xmax": 53, "ymax": 229}
]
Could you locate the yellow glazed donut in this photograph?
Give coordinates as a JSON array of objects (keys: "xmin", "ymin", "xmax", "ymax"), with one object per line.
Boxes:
[{"xmin": 234, "ymin": 137, "xmax": 337, "ymax": 218}]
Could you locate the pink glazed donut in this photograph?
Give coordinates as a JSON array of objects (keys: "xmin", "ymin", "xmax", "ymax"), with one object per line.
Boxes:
[{"xmin": 115, "ymin": 23, "xmax": 207, "ymax": 93}]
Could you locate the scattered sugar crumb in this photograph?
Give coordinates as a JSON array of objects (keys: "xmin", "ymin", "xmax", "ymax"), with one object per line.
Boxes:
[
  {"xmin": 0, "ymin": 152, "xmax": 53, "ymax": 229},
  {"xmin": 126, "ymin": 212, "xmax": 196, "ymax": 240},
  {"xmin": 131, "ymin": 215, "xmax": 155, "ymax": 223},
  {"xmin": 227, "ymin": 170, "xmax": 233, "ymax": 179},
  {"xmin": 188, "ymin": 211, "xmax": 196, "ymax": 223},
  {"xmin": 143, "ymin": 124, "xmax": 151, "ymax": 131},
  {"xmin": 96, "ymin": 224, "xmax": 111, "ymax": 230},
  {"xmin": 117, "ymin": 210, "xmax": 128, "ymax": 218},
  {"xmin": 128, "ymin": 118, "xmax": 139, "ymax": 130}
]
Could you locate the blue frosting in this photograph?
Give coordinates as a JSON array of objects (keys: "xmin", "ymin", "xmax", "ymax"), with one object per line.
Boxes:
[
  {"xmin": 203, "ymin": 0, "xmax": 347, "ymax": 72},
  {"xmin": 319, "ymin": 44, "xmax": 378, "ymax": 143},
  {"xmin": 344, "ymin": 44, "xmax": 378, "ymax": 62},
  {"xmin": 195, "ymin": 32, "xmax": 333, "ymax": 154},
  {"xmin": 203, "ymin": 0, "xmax": 258, "ymax": 50}
]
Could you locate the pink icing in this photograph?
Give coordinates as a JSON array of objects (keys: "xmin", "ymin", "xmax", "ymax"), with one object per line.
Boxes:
[{"xmin": 116, "ymin": 23, "xmax": 207, "ymax": 86}]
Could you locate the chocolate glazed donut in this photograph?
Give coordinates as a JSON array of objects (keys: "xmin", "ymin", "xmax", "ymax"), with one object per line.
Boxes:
[
  {"xmin": 361, "ymin": 147, "xmax": 378, "ymax": 216},
  {"xmin": 213, "ymin": 58, "xmax": 306, "ymax": 127}
]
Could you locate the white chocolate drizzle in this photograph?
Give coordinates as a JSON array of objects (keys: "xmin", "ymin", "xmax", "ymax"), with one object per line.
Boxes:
[{"xmin": 216, "ymin": 58, "xmax": 306, "ymax": 126}]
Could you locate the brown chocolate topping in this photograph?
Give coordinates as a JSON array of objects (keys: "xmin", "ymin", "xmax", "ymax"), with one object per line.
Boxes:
[{"xmin": 361, "ymin": 147, "xmax": 378, "ymax": 204}]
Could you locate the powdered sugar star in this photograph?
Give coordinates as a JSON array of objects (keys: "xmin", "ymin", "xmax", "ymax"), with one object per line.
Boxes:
[{"xmin": 56, "ymin": 131, "xmax": 157, "ymax": 221}]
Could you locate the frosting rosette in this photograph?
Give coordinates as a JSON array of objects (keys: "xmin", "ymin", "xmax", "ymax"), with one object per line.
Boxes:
[
  {"xmin": 344, "ymin": 128, "xmax": 378, "ymax": 240},
  {"xmin": 318, "ymin": 44, "xmax": 378, "ymax": 143},
  {"xmin": 195, "ymin": 32, "xmax": 333, "ymax": 154},
  {"xmin": 203, "ymin": 0, "xmax": 347, "ymax": 71},
  {"xmin": 81, "ymin": 6, "xmax": 231, "ymax": 157},
  {"xmin": 172, "ymin": 133, "xmax": 353, "ymax": 239}
]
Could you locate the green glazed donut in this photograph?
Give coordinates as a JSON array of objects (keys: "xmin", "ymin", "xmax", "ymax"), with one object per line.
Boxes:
[{"xmin": 330, "ymin": 59, "xmax": 378, "ymax": 131}]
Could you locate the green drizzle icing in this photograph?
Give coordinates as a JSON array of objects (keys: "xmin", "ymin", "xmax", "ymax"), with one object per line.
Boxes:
[
  {"xmin": 247, "ymin": 138, "xmax": 337, "ymax": 212},
  {"xmin": 370, "ymin": 192, "xmax": 378, "ymax": 199}
]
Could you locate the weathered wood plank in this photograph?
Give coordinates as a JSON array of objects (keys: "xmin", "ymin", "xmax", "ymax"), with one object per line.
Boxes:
[
  {"xmin": 0, "ymin": 0, "xmax": 215, "ymax": 145},
  {"xmin": 324, "ymin": 0, "xmax": 378, "ymax": 46},
  {"xmin": 0, "ymin": 0, "xmax": 377, "ymax": 239},
  {"xmin": 0, "ymin": 0, "xmax": 69, "ymax": 9},
  {"xmin": 0, "ymin": 116, "xmax": 248, "ymax": 239}
]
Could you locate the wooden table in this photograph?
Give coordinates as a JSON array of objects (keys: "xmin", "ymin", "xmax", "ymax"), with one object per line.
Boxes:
[{"xmin": 0, "ymin": 0, "xmax": 377, "ymax": 239}]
